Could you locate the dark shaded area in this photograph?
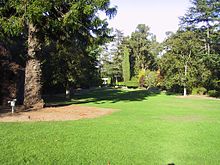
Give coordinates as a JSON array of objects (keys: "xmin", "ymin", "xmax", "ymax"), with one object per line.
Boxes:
[
  {"xmin": 0, "ymin": 106, "xmax": 11, "ymax": 114},
  {"xmin": 0, "ymin": 106, "xmax": 24, "ymax": 115},
  {"xmin": 0, "ymin": 42, "xmax": 25, "ymax": 110},
  {"xmin": 41, "ymin": 42, "xmax": 103, "ymax": 95},
  {"xmin": 165, "ymin": 91, "xmax": 182, "ymax": 96},
  {"xmin": 44, "ymin": 87, "xmax": 161, "ymax": 106},
  {"xmin": 165, "ymin": 84, "xmax": 183, "ymax": 95}
]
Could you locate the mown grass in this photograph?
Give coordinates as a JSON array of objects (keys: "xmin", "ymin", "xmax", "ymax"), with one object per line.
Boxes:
[{"xmin": 1, "ymin": 88, "xmax": 220, "ymax": 164}]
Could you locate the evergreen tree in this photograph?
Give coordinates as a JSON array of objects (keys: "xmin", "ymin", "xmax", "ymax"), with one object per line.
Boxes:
[
  {"xmin": 180, "ymin": 0, "xmax": 220, "ymax": 90},
  {"xmin": 0, "ymin": 0, "xmax": 116, "ymax": 107},
  {"xmin": 160, "ymin": 30, "xmax": 210, "ymax": 95},
  {"xmin": 110, "ymin": 29, "xmax": 124, "ymax": 83},
  {"xmin": 122, "ymin": 46, "xmax": 130, "ymax": 83},
  {"xmin": 129, "ymin": 24, "xmax": 157, "ymax": 76}
]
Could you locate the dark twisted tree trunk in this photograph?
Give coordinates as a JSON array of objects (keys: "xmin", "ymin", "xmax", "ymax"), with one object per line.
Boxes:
[{"xmin": 24, "ymin": 23, "xmax": 44, "ymax": 109}]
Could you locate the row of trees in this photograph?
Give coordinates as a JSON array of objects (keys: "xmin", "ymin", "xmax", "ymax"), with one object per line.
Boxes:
[
  {"xmin": 100, "ymin": 24, "xmax": 160, "ymax": 87},
  {"xmin": 101, "ymin": 0, "xmax": 220, "ymax": 96},
  {"xmin": 0, "ymin": 0, "xmax": 219, "ymax": 108}
]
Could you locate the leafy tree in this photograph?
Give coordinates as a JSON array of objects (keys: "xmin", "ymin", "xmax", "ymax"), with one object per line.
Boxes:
[
  {"xmin": 180, "ymin": 0, "xmax": 220, "ymax": 54},
  {"xmin": 110, "ymin": 29, "xmax": 124, "ymax": 83},
  {"xmin": 99, "ymin": 46, "xmax": 114, "ymax": 81},
  {"xmin": 42, "ymin": 35, "xmax": 105, "ymax": 98},
  {"xmin": 122, "ymin": 46, "xmax": 130, "ymax": 83},
  {"xmin": 129, "ymin": 24, "xmax": 157, "ymax": 76},
  {"xmin": 0, "ymin": 0, "xmax": 116, "ymax": 107},
  {"xmin": 160, "ymin": 30, "xmax": 210, "ymax": 95},
  {"xmin": 99, "ymin": 29, "xmax": 125, "ymax": 85},
  {"xmin": 180, "ymin": 0, "xmax": 220, "ymax": 90},
  {"xmin": 144, "ymin": 70, "xmax": 158, "ymax": 89}
]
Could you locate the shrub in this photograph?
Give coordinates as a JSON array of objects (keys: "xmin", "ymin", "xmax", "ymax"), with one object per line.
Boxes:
[
  {"xmin": 145, "ymin": 70, "xmax": 158, "ymax": 89},
  {"xmin": 125, "ymin": 77, "xmax": 139, "ymax": 88},
  {"xmin": 147, "ymin": 87, "xmax": 161, "ymax": 94},
  {"xmin": 192, "ymin": 87, "xmax": 207, "ymax": 95},
  {"xmin": 138, "ymin": 69, "xmax": 146, "ymax": 87},
  {"xmin": 208, "ymin": 90, "xmax": 220, "ymax": 98},
  {"xmin": 137, "ymin": 69, "xmax": 159, "ymax": 88},
  {"xmin": 116, "ymin": 82, "xmax": 125, "ymax": 86}
]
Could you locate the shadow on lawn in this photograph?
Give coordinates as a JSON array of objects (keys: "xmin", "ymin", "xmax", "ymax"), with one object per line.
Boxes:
[
  {"xmin": 0, "ymin": 88, "xmax": 160, "ymax": 114},
  {"xmin": 45, "ymin": 88, "xmax": 161, "ymax": 106}
]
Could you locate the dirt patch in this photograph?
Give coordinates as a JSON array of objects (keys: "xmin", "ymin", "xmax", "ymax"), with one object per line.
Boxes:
[
  {"xmin": 0, "ymin": 105, "xmax": 115, "ymax": 122},
  {"xmin": 176, "ymin": 95, "xmax": 219, "ymax": 100},
  {"xmin": 161, "ymin": 115, "xmax": 207, "ymax": 122}
]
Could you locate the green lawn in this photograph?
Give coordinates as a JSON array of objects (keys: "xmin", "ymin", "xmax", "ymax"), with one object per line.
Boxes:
[{"xmin": 1, "ymin": 88, "xmax": 220, "ymax": 164}]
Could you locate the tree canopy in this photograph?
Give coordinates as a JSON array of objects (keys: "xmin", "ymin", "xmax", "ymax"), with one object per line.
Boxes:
[{"xmin": 0, "ymin": 0, "xmax": 117, "ymax": 107}]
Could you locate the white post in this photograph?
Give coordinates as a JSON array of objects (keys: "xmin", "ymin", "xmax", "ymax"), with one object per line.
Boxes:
[
  {"xmin": 8, "ymin": 99, "xmax": 17, "ymax": 114},
  {"xmin": 65, "ymin": 82, "xmax": 70, "ymax": 99},
  {"xmin": 12, "ymin": 106, "xmax": 15, "ymax": 114},
  {"xmin": 184, "ymin": 63, "xmax": 187, "ymax": 97},
  {"xmin": 184, "ymin": 87, "xmax": 187, "ymax": 97}
]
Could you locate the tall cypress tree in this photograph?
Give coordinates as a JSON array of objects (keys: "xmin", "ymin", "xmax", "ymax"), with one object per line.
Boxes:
[{"xmin": 122, "ymin": 46, "xmax": 130, "ymax": 83}]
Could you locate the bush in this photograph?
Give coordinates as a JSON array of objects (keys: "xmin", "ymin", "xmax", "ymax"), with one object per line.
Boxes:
[
  {"xmin": 147, "ymin": 87, "xmax": 161, "ymax": 94},
  {"xmin": 116, "ymin": 82, "xmax": 125, "ymax": 86},
  {"xmin": 137, "ymin": 69, "xmax": 158, "ymax": 88},
  {"xmin": 192, "ymin": 87, "xmax": 207, "ymax": 95},
  {"xmin": 138, "ymin": 69, "xmax": 146, "ymax": 87},
  {"xmin": 145, "ymin": 70, "xmax": 158, "ymax": 89},
  {"xmin": 125, "ymin": 77, "xmax": 139, "ymax": 88},
  {"xmin": 208, "ymin": 90, "xmax": 220, "ymax": 98},
  {"xmin": 167, "ymin": 84, "xmax": 182, "ymax": 94}
]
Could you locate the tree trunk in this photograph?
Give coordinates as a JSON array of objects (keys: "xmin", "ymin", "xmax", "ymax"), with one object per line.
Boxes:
[
  {"xmin": 184, "ymin": 86, "xmax": 187, "ymax": 97},
  {"xmin": 115, "ymin": 76, "xmax": 118, "ymax": 85},
  {"xmin": 24, "ymin": 23, "xmax": 44, "ymax": 109},
  {"xmin": 122, "ymin": 46, "xmax": 130, "ymax": 82},
  {"xmin": 183, "ymin": 63, "xmax": 187, "ymax": 96},
  {"xmin": 65, "ymin": 82, "xmax": 70, "ymax": 99},
  {"xmin": 207, "ymin": 26, "xmax": 210, "ymax": 55}
]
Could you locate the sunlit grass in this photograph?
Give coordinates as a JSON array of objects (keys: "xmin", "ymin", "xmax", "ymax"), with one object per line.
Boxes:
[{"xmin": 0, "ymin": 88, "xmax": 220, "ymax": 164}]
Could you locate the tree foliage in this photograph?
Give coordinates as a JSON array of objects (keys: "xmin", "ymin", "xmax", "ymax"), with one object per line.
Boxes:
[
  {"xmin": 129, "ymin": 24, "xmax": 157, "ymax": 76},
  {"xmin": 160, "ymin": 30, "xmax": 211, "ymax": 94},
  {"xmin": 122, "ymin": 46, "xmax": 130, "ymax": 83},
  {"xmin": 0, "ymin": 0, "xmax": 117, "ymax": 106},
  {"xmin": 180, "ymin": 0, "xmax": 220, "ymax": 91}
]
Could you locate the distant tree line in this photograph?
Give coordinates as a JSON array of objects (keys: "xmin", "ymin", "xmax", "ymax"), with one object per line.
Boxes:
[
  {"xmin": 0, "ymin": 0, "xmax": 219, "ymax": 108},
  {"xmin": 101, "ymin": 0, "xmax": 220, "ymax": 96}
]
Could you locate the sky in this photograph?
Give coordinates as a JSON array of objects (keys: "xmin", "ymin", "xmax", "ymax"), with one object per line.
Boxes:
[{"xmin": 107, "ymin": 0, "xmax": 191, "ymax": 42}]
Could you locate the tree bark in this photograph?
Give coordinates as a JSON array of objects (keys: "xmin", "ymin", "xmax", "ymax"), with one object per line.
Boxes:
[
  {"xmin": 184, "ymin": 63, "xmax": 187, "ymax": 96},
  {"xmin": 206, "ymin": 26, "xmax": 210, "ymax": 55},
  {"xmin": 24, "ymin": 23, "xmax": 44, "ymax": 109},
  {"xmin": 115, "ymin": 76, "xmax": 118, "ymax": 85}
]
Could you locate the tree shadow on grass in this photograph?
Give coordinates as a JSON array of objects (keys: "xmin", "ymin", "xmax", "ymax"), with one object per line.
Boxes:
[
  {"xmin": 0, "ymin": 88, "xmax": 160, "ymax": 114},
  {"xmin": 45, "ymin": 88, "xmax": 161, "ymax": 106}
]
